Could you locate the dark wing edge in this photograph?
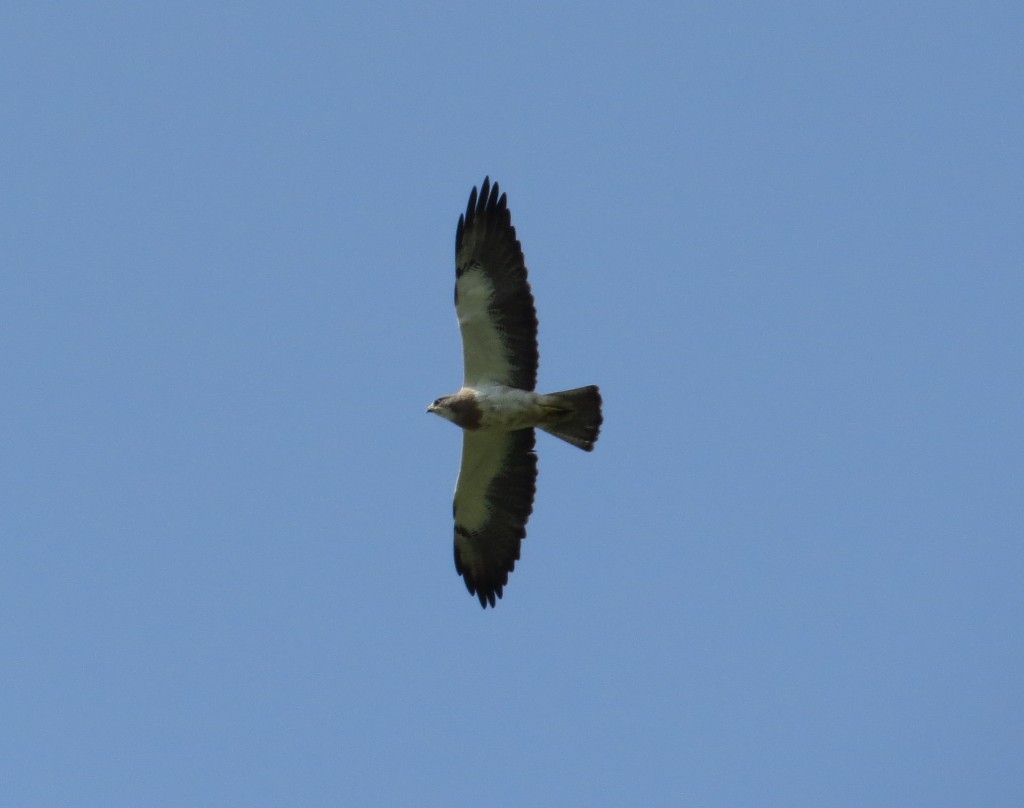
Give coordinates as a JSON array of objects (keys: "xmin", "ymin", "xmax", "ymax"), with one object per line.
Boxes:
[
  {"xmin": 454, "ymin": 177, "xmax": 539, "ymax": 391},
  {"xmin": 453, "ymin": 428, "xmax": 538, "ymax": 608}
]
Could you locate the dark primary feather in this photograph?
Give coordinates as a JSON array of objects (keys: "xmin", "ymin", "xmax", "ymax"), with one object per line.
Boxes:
[
  {"xmin": 453, "ymin": 428, "xmax": 538, "ymax": 608},
  {"xmin": 454, "ymin": 177, "xmax": 539, "ymax": 391}
]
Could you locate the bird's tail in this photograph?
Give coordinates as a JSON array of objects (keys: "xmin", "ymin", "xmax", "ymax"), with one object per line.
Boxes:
[{"xmin": 538, "ymin": 385, "xmax": 603, "ymax": 451}]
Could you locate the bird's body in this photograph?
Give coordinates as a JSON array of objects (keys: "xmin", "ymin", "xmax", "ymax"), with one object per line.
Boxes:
[
  {"xmin": 430, "ymin": 385, "xmax": 543, "ymax": 431},
  {"xmin": 430, "ymin": 384, "xmax": 602, "ymax": 446},
  {"xmin": 428, "ymin": 178, "xmax": 602, "ymax": 607}
]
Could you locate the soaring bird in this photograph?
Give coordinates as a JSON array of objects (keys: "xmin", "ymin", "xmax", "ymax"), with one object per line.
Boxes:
[{"xmin": 428, "ymin": 178, "xmax": 602, "ymax": 607}]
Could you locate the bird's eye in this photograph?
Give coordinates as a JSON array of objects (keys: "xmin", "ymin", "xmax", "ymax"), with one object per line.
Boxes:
[{"xmin": 433, "ymin": 398, "xmax": 443, "ymax": 406}]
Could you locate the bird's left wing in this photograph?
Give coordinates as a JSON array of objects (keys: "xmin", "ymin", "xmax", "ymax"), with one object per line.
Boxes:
[
  {"xmin": 453, "ymin": 427, "xmax": 537, "ymax": 608},
  {"xmin": 455, "ymin": 177, "xmax": 539, "ymax": 390}
]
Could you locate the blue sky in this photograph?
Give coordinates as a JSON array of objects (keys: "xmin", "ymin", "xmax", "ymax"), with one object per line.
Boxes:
[{"xmin": 3, "ymin": 3, "xmax": 1022, "ymax": 805}]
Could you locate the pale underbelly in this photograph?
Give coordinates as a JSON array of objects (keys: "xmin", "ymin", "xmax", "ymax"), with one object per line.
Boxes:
[{"xmin": 472, "ymin": 386, "xmax": 545, "ymax": 431}]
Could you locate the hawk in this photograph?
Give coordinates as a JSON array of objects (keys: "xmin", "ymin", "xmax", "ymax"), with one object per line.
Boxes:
[{"xmin": 428, "ymin": 177, "xmax": 603, "ymax": 608}]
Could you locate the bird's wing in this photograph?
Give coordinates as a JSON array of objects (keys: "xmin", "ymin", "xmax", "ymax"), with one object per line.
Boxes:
[
  {"xmin": 455, "ymin": 177, "xmax": 538, "ymax": 390},
  {"xmin": 453, "ymin": 427, "xmax": 537, "ymax": 608}
]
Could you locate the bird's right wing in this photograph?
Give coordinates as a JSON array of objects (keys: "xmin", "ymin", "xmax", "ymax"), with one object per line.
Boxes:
[{"xmin": 453, "ymin": 427, "xmax": 537, "ymax": 607}]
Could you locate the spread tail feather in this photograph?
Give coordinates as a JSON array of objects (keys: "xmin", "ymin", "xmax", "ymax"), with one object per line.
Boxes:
[{"xmin": 538, "ymin": 385, "xmax": 603, "ymax": 451}]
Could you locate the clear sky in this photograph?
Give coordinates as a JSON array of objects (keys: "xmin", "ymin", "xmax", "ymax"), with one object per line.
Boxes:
[{"xmin": 3, "ymin": 3, "xmax": 1022, "ymax": 806}]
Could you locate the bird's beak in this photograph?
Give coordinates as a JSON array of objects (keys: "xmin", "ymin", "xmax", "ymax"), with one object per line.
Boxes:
[{"xmin": 426, "ymin": 403, "xmax": 436, "ymax": 414}]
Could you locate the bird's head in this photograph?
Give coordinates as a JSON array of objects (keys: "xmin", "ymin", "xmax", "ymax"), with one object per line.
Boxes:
[
  {"xmin": 427, "ymin": 390, "xmax": 481, "ymax": 429},
  {"xmin": 427, "ymin": 395, "xmax": 455, "ymax": 422}
]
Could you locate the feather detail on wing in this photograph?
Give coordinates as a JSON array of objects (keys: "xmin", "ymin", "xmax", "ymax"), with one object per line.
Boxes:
[
  {"xmin": 455, "ymin": 177, "xmax": 539, "ymax": 390},
  {"xmin": 453, "ymin": 428, "xmax": 537, "ymax": 608}
]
